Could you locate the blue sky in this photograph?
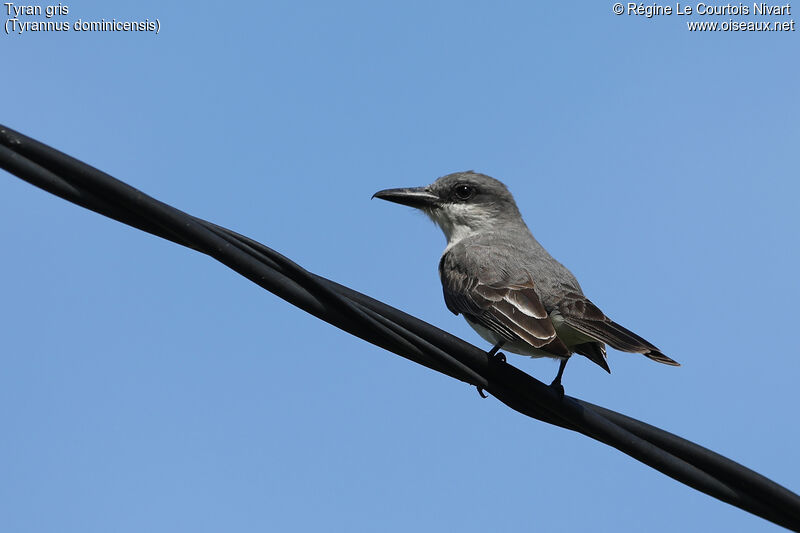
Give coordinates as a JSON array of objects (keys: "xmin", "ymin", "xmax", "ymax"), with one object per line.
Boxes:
[{"xmin": 1, "ymin": 2, "xmax": 798, "ymax": 531}]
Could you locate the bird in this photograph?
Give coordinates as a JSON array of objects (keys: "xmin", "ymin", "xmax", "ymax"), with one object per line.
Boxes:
[{"xmin": 373, "ymin": 171, "xmax": 679, "ymax": 395}]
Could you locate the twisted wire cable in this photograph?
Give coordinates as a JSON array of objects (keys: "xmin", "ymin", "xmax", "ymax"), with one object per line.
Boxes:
[{"xmin": 2, "ymin": 124, "xmax": 798, "ymax": 531}]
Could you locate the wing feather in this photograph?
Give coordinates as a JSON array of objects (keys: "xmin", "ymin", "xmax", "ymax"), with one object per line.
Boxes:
[{"xmin": 439, "ymin": 245, "xmax": 568, "ymax": 357}]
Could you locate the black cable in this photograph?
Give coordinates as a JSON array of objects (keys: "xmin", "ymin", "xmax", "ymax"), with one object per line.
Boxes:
[{"xmin": 2, "ymin": 124, "xmax": 799, "ymax": 531}]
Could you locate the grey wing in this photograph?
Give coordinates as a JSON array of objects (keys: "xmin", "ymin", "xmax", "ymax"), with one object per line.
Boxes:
[
  {"xmin": 558, "ymin": 289, "xmax": 680, "ymax": 366},
  {"xmin": 439, "ymin": 244, "xmax": 570, "ymax": 358}
]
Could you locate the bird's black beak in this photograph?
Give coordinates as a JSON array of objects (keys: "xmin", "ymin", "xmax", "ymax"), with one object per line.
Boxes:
[{"xmin": 372, "ymin": 186, "xmax": 440, "ymax": 209}]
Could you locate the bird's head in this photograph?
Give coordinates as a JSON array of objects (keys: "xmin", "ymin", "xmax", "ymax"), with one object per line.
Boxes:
[{"xmin": 373, "ymin": 171, "xmax": 522, "ymax": 242}]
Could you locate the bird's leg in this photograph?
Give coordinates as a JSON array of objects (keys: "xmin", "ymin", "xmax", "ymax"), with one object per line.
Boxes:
[
  {"xmin": 477, "ymin": 342, "xmax": 507, "ymax": 398},
  {"xmin": 550, "ymin": 358, "xmax": 568, "ymax": 398}
]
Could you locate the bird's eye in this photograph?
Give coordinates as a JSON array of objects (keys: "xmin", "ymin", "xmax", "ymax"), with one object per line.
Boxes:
[{"xmin": 453, "ymin": 184, "xmax": 476, "ymax": 201}]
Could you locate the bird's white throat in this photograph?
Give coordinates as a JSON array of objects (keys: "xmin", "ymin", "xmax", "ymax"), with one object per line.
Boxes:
[{"xmin": 425, "ymin": 203, "xmax": 491, "ymax": 253}]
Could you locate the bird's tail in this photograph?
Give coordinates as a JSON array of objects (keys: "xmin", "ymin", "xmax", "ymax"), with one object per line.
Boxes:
[
  {"xmin": 603, "ymin": 319, "xmax": 681, "ymax": 366},
  {"xmin": 643, "ymin": 349, "xmax": 681, "ymax": 366},
  {"xmin": 566, "ymin": 314, "xmax": 681, "ymax": 367}
]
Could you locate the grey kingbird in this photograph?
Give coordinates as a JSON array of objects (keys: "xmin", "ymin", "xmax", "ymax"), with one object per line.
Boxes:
[{"xmin": 373, "ymin": 171, "xmax": 679, "ymax": 393}]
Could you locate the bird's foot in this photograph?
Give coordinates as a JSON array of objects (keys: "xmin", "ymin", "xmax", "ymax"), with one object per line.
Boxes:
[
  {"xmin": 477, "ymin": 344, "xmax": 506, "ymax": 398},
  {"xmin": 490, "ymin": 351, "xmax": 507, "ymax": 363},
  {"xmin": 487, "ymin": 342, "xmax": 506, "ymax": 362},
  {"xmin": 549, "ymin": 379, "xmax": 565, "ymax": 399}
]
